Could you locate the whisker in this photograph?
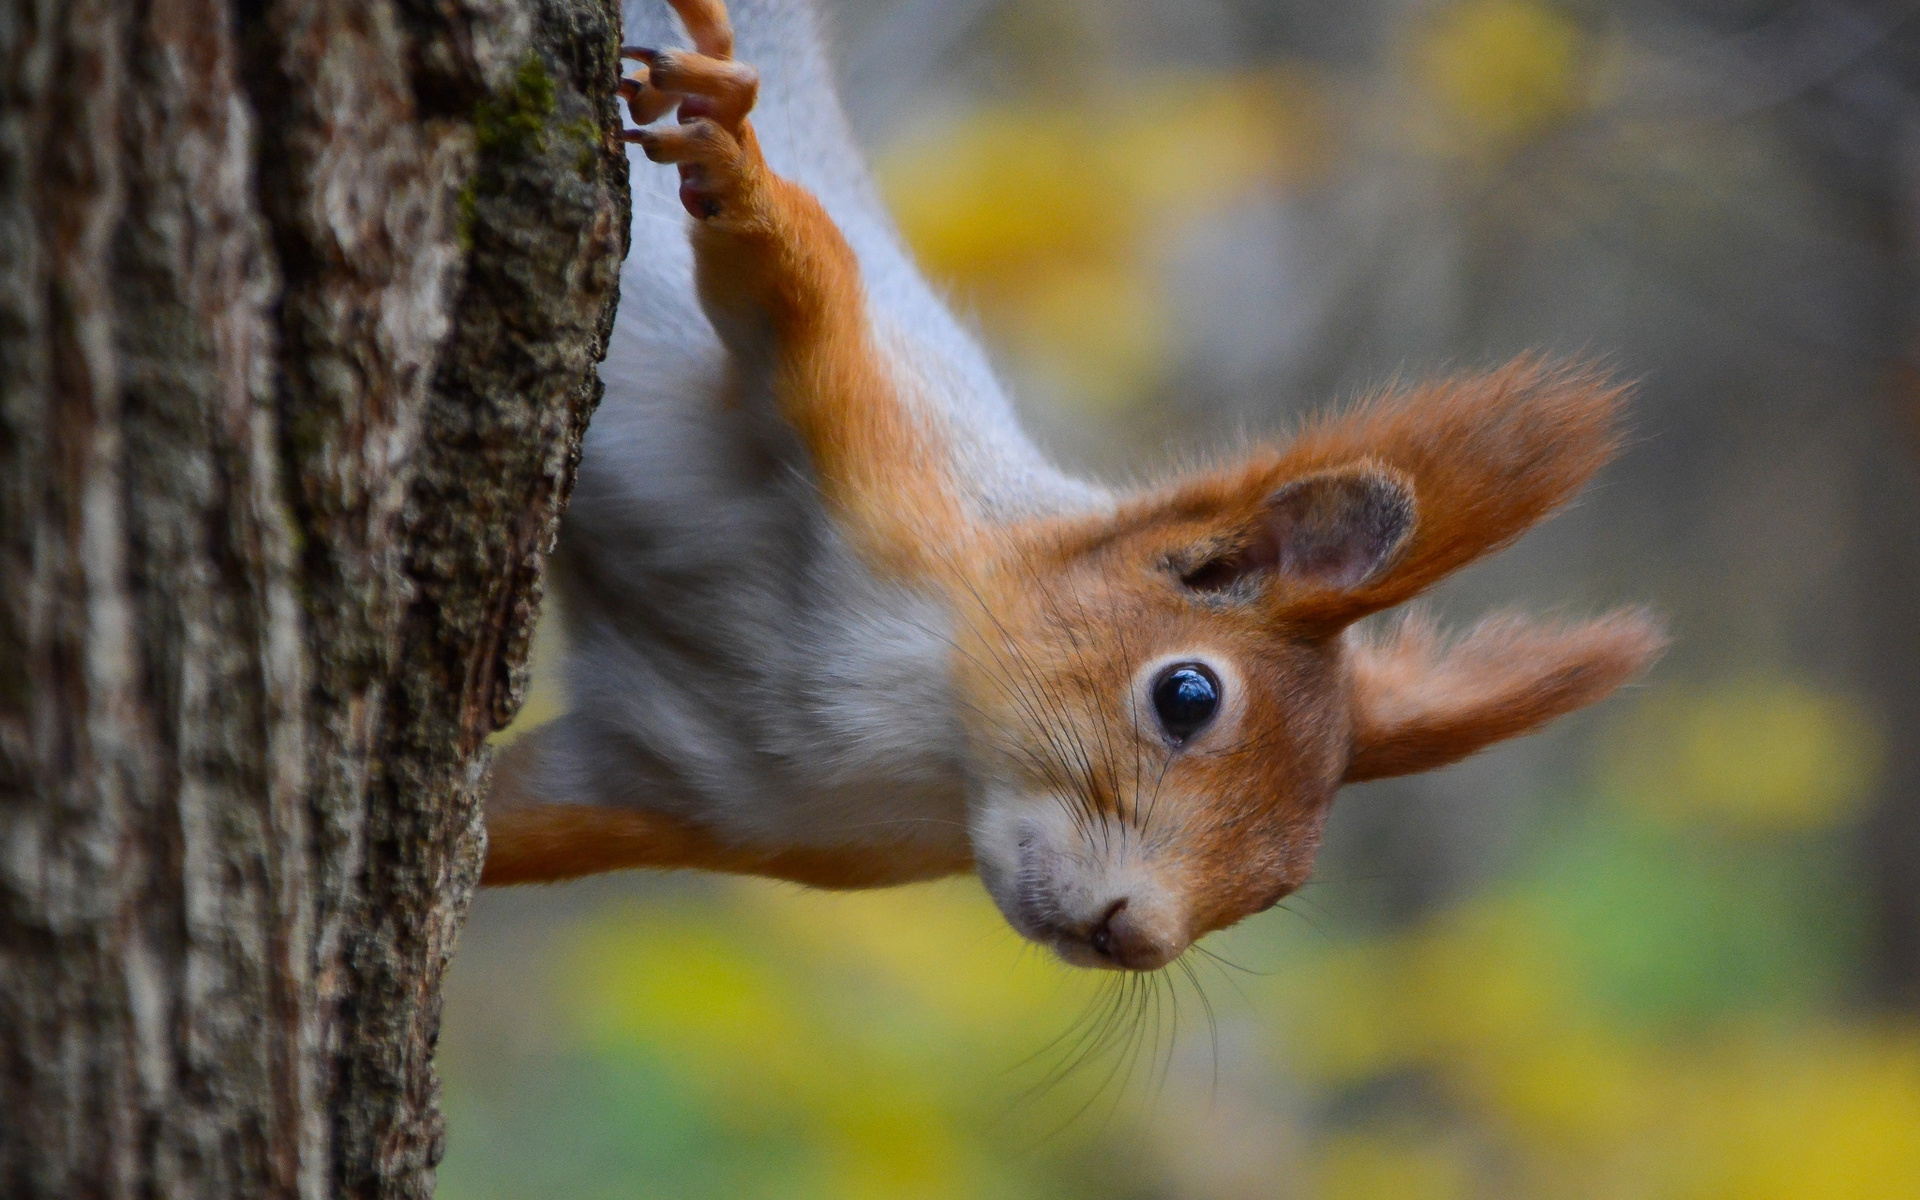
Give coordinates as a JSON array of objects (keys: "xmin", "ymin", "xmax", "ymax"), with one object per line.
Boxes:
[
  {"xmin": 1176, "ymin": 954, "xmax": 1221, "ymax": 1106},
  {"xmin": 1008, "ymin": 972, "xmax": 1120, "ymax": 1081},
  {"xmin": 1002, "ymin": 544, "xmax": 1107, "ymax": 832},
  {"xmin": 1190, "ymin": 943, "xmax": 1269, "ymax": 978},
  {"xmin": 949, "ymin": 562, "xmax": 1105, "ymax": 829},
  {"xmin": 1273, "ymin": 900, "xmax": 1331, "ymax": 942},
  {"xmin": 900, "ymin": 592, "xmax": 1100, "ymax": 844}
]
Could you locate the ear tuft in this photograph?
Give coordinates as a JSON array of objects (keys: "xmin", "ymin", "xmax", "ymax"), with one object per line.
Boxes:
[
  {"xmin": 1285, "ymin": 357, "xmax": 1628, "ymax": 620},
  {"xmin": 1183, "ymin": 468, "xmax": 1415, "ymax": 594},
  {"xmin": 1345, "ymin": 607, "xmax": 1668, "ymax": 783}
]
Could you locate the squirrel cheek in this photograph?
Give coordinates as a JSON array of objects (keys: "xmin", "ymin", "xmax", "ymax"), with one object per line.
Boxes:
[
  {"xmin": 968, "ymin": 795, "xmax": 1076, "ymax": 917},
  {"xmin": 969, "ymin": 792, "xmax": 1065, "ymax": 872}
]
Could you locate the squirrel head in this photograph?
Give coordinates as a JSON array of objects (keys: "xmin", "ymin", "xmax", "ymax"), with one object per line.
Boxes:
[{"xmin": 951, "ymin": 359, "xmax": 1666, "ymax": 970}]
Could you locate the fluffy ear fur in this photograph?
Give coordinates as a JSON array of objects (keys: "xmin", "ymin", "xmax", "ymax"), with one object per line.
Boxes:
[
  {"xmin": 1106, "ymin": 357, "xmax": 1628, "ymax": 628},
  {"xmin": 1288, "ymin": 358, "xmax": 1625, "ymax": 624},
  {"xmin": 1344, "ymin": 608, "xmax": 1668, "ymax": 783}
]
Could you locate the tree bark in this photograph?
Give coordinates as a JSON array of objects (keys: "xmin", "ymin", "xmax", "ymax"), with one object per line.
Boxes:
[{"xmin": 0, "ymin": 0, "xmax": 627, "ymax": 1195}]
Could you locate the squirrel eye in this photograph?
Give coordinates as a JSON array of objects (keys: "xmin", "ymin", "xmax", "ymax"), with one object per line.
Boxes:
[{"xmin": 1151, "ymin": 663, "xmax": 1221, "ymax": 742}]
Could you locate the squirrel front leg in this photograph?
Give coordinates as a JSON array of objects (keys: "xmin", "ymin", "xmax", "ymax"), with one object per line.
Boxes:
[{"xmin": 623, "ymin": 15, "xmax": 971, "ymax": 583}]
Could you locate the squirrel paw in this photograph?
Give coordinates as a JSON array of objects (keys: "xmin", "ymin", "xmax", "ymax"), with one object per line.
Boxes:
[{"xmin": 621, "ymin": 1, "xmax": 763, "ymax": 221}]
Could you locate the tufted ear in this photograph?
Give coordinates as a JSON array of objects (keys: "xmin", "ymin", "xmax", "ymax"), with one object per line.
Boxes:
[
  {"xmin": 1344, "ymin": 609, "xmax": 1667, "ymax": 782},
  {"xmin": 1087, "ymin": 358, "xmax": 1632, "ymax": 632},
  {"xmin": 1181, "ymin": 467, "xmax": 1415, "ymax": 594}
]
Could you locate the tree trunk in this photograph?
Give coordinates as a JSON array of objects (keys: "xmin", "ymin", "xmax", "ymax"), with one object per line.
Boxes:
[{"xmin": 0, "ymin": 0, "xmax": 627, "ymax": 1195}]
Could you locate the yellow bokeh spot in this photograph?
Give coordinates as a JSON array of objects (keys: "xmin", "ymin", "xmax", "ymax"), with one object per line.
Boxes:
[
  {"xmin": 878, "ymin": 71, "xmax": 1321, "ymax": 412},
  {"xmin": 1479, "ymin": 1021, "xmax": 1643, "ymax": 1147},
  {"xmin": 1415, "ymin": 0, "xmax": 1584, "ymax": 152},
  {"xmin": 1005, "ymin": 265, "xmax": 1169, "ymax": 413},
  {"xmin": 1272, "ymin": 875, "xmax": 1920, "ymax": 1196},
  {"xmin": 1650, "ymin": 1027, "xmax": 1920, "ymax": 1199},
  {"xmin": 1603, "ymin": 676, "xmax": 1881, "ymax": 833},
  {"xmin": 565, "ymin": 900, "xmax": 977, "ymax": 1199},
  {"xmin": 1316, "ymin": 1131, "xmax": 1471, "ymax": 1200},
  {"xmin": 556, "ymin": 879, "xmax": 1153, "ymax": 1199},
  {"xmin": 883, "ymin": 109, "xmax": 1130, "ymax": 291},
  {"xmin": 738, "ymin": 877, "xmax": 1102, "ymax": 1033}
]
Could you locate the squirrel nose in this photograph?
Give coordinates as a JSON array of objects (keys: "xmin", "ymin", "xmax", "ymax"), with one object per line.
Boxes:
[{"xmin": 1088, "ymin": 899, "xmax": 1178, "ymax": 971}]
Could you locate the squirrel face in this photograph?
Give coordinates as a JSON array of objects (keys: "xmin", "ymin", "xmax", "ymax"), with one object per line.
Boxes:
[
  {"xmin": 964, "ymin": 639, "xmax": 1351, "ymax": 971},
  {"xmin": 953, "ymin": 364, "xmax": 1668, "ymax": 970},
  {"xmin": 958, "ymin": 473, "xmax": 1399, "ymax": 971}
]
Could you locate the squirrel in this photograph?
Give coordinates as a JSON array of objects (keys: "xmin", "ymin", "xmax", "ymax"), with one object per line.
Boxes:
[{"xmin": 482, "ymin": 0, "xmax": 1666, "ymax": 972}]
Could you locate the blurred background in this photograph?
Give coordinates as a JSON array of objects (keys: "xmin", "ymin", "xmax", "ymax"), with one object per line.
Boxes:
[{"xmin": 439, "ymin": 0, "xmax": 1920, "ymax": 1195}]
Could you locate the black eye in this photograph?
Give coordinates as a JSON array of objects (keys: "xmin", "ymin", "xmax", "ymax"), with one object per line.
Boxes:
[{"xmin": 1151, "ymin": 663, "xmax": 1221, "ymax": 742}]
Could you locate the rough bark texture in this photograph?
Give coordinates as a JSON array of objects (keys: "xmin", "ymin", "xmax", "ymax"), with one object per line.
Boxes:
[
  {"xmin": 0, "ymin": 0, "xmax": 627, "ymax": 1194},
  {"xmin": 331, "ymin": 1, "xmax": 629, "ymax": 1191}
]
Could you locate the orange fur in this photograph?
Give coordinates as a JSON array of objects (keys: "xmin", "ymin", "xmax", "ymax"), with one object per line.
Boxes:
[
  {"xmin": 1345, "ymin": 609, "xmax": 1669, "ymax": 782},
  {"xmin": 692, "ymin": 176, "xmax": 974, "ymax": 581},
  {"xmin": 483, "ymin": 804, "xmax": 971, "ymax": 888},
  {"xmin": 628, "ymin": 9, "xmax": 975, "ymax": 583},
  {"xmin": 1043, "ymin": 358, "xmax": 1627, "ymax": 629}
]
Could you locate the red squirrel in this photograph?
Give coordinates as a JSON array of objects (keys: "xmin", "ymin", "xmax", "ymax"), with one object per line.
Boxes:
[{"xmin": 483, "ymin": 0, "xmax": 1665, "ymax": 972}]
